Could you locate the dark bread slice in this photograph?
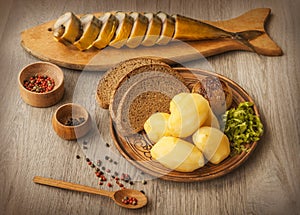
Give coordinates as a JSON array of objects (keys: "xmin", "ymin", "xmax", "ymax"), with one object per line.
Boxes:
[
  {"xmin": 127, "ymin": 91, "xmax": 171, "ymax": 133},
  {"xmin": 111, "ymin": 68, "xmax": 189, "ymax": 136},
  {"xmin": 96, "ymin": 57, "xmax": 169, "ymax": 109},
  {"xmin": 109, "ymin": 64, "xmax": 186, "ymax": 121}
]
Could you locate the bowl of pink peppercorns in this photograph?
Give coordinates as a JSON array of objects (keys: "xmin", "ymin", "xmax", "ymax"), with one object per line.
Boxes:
[{"xmin": 18, "ymin": 61, "xmax": 64, "ymax": 107}]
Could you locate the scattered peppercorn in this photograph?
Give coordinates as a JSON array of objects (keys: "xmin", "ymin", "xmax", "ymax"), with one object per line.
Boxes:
[
  {"xmin": 140, "ymin": 190, "xmax": 145, "ymax": 194},
  {"xmin": 105, "ymin": 156, "xmax": 109, "ymax": 160},
  {"xmin": 23, "ymin": 74, "xmax": 55, "ymax": 93},
  {"xmin": 76, "ymin": 155, "xmax": 80, "ymax": 159},
  {"xmin": 113, "ymin": 161, "xmax": 118, "ymax": 165},
  {"xmin": 142, "ymin": 180, "xmax": 147, "ymax": 185},
  {"xmin": 101, "ymin": 166, "xmax": 105, "ymax": 171},
  {"xmin": 90, "ymin": 164, "xmax": 95, "ymax": 168},
  {"xmin": 87, "ymin": 161, "xmax": 92, "ymax": 166},
  {"xmin": 109, "ymin": 158, "xmax": 113, "ymax": 163},
  {"xmin": 105, "ymin": 143, "xmax": 110, "ymax": 147},
  {"xmin": 99, "ymin": 175, "xmax": 107, "ymax": 182},
  {"xmin": 129, "ymin": 181, "xmax": 134, "ymax": 185},
  {"xmin": 86, "ymin": 158, "xmax": 90, "ymax": 162},
  {"xmin": 96, "ymin": 160, "xmax": 102, "ymax": 166},
  {"xmin": 114, "ymin": 172, "xmax": 119, "ymax": 176},
  {"xmin": 121, "ymin": 173, "xmax": 131, "ymax": 182}
]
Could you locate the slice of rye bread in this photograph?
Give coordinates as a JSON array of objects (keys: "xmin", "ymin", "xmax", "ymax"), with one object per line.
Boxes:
[
  {"xmin": 96, "ymin": 57, "xmax": 169, "ymax": 109},
  {"xmin": 109, "ymin": 64, "xmax": 187, "ymax": 120},
  {"xmin": 111, "ymin": 70, "xmax": 189, "ymax": 136}
]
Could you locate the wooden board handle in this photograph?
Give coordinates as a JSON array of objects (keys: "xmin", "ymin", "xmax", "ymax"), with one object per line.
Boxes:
[
  {"xmin": 33, "ymin": 176, "xmax": 113, "ymax": 197},
  {"xmin": 203, "ymin": 8, "xmax": 283, "ymax": 56}
]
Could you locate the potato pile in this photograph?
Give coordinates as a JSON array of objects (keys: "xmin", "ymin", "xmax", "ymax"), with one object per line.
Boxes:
[{"xmin": 144, "ymin": 93, "xmax": 230, "ymax": 172}]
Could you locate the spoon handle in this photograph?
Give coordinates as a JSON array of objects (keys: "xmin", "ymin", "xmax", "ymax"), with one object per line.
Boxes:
[{"xmin": 33, "ymin": 176, "xmax": 114, "ymax": 198}]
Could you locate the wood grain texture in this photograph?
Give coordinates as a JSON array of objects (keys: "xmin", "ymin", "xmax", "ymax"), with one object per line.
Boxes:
[{"xmin": 0, "ymin": 0, "xmax": 299, "ymax": 215}]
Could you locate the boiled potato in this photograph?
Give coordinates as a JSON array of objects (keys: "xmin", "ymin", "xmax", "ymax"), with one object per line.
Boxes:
[
  {"xmin": 192, "ymin": 126, "xmax": 230, "ymax": 164},
  {"xmin": 144, "ymin": 112, "xmax": 170, "ymax": 143},
  {"xmin": 150, "ymin": 136, "xmax": 205, "ymax": 172},
  {"xmin": 202, "ymin": 109, "xmax": 220, "ymax": 129},
  {"xmin": 168, "ymin": 93, "xmax": 210, "ymax": 137}
]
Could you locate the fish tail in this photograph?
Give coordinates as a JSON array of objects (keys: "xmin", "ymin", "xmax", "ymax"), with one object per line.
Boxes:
[{"xmin": 174, "ymin": 8, "xmax": 282, "ymax": 56}]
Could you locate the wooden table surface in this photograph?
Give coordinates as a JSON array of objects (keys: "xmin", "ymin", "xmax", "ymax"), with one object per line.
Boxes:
[{"xmin": 1, "ymin": 0, "xmax": 299, "ymax": 214}]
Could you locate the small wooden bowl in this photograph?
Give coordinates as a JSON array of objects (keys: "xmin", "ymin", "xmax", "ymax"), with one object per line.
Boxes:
[
  {"xmin": 18, "ymin": 61, "xmax": 64, "ymax": 107},
  {"xmin": 52, "ymin": 103, "xmax": 92, "ymax": 140}
]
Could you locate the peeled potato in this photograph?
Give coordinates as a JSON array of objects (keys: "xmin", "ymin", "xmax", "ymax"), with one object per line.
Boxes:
[
  {"xmin": 192, "ymin": 126, "xmax": 230, "ymax": 164},
  {"xmin": 150, "ymin": 136, "xmax": 205, "ymax": 172},
  {"xmin": 168, "ymin": 93, "xmax": 210, "ymax": 138},
  {"xmin": 144, "ymin": 112, "xmax": 170, "ymax": 143}
]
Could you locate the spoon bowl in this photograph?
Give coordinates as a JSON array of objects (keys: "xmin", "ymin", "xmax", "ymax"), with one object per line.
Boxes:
[{"xmin": 113, "ymin": 188, "xmax": 148, "ymax": 209}]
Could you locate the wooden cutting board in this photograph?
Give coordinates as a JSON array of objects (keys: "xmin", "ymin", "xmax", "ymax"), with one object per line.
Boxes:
[{"xmin": 21, "ymin": 8, "xmax": 282, "ymax": 71}]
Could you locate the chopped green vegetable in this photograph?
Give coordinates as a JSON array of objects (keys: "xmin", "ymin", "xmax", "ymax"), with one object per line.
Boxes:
[{"xmin": 222, "ymin": 102, "xmax": 263, "ymax": 155}]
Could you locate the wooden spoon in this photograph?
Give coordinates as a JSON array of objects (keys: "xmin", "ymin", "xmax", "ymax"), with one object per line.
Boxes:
[{"xmin": 33, "ymin": 176, "xmax": 147, "ymax": 209}]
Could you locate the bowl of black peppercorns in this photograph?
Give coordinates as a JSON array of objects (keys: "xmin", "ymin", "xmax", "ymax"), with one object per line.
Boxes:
[{"xmin": 52, "ymin": 103, "xmax": 92, "ymax": 140}]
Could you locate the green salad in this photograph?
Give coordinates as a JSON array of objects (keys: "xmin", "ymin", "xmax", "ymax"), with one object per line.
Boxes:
[{"xmin": 223, "ymin": 102, "xmax": 264, "ymax": 155}]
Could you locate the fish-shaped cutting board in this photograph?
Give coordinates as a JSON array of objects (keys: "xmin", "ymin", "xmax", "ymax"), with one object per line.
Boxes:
[{"xmin": 21, "ymin": 8, "xmax": 282, "ymax": 71}]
